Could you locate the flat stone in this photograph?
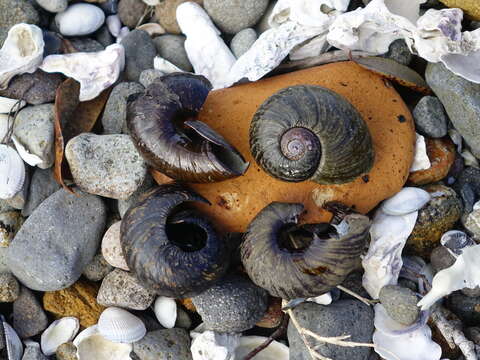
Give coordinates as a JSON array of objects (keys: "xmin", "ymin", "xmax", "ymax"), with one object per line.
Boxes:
[
  {"xmin": 379, "ymin": 285, "xmax": 420, "ymax": 326},
  {"xmin": 153, "ymin": 35, "xmax": 192, "ymax": 71},
  {"xmin": 154, "ymin": 0, "xmax": 203, "ymax": 34},
  {"xmin": 0, "ymin": 0, "xmax": 39, "ymax": 46},
  {"xmin": 82, "ymin": 253, "xmax": 113, "ymax": 282},
  {"xmin": 413, "ymin": 96, "xmax": 448, "ymax": 138},
  {"xmin": 121, "ymin": 30, "xmax": 157, "ymax": 82},
  {"xmin": 22, "ymin": 168, "xmax": 60, "ymax": 217},
  {"xmin": 133, "ymin": 329, "xmax": 193, "ymax": 360},
  {"xmin": 230, "ymin": 28, "xmax": 257, "ymax": 58},
  {"xmin": 0, "ymin": 272, "xmax": 19, "ymax": 302},
  {"xmin": 118, "ymin": 0, "xmax": 146, "ymax": 28},
  {"xmin": 13, "ymin": 286, "xmax": 48, "ymax": 338}
]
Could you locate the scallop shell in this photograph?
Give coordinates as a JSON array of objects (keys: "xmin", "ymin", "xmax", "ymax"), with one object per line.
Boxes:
[
  {"xmin": 0, "ymin": 144, "xmax": 26, "ymax": 200},
  {"xmin": 381, "ymin": 187, "xmax": 431, "ymax": 216},
  {"xmin": 1, "ymin": 318, "xmax": 23, "ymax": 360},
  {"xmin": 234, "ymin": 336, "xmax": 289, "ymax": 360},
  {"xmin": 97, "ymin": 307, "xmax": 146, "ymax": 344},
  {"xmin": 41, "ymin": 317, "xmax": 80, "ymax": 356},
  {"xmin": 73, "ymin": 325, "xmax": 132, "ymax": 360},
  {"xmin": 153, "ymin": 296, "xmax": 177, "ymax": 329}
]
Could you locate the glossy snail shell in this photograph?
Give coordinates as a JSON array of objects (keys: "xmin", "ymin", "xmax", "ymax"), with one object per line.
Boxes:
[
  {"xmin": 240, "ymin": 202, "xmax": 371, "ymax": 299},
  {"xmin": 250, "ymin": 85, "xmax": 374, "ymax": 184}
]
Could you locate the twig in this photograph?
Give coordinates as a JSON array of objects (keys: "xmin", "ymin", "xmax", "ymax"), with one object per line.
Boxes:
[
  {"xmin": 1, "ymin": 99, "xmax": 24, "ymax": 144},
  {"xmin": 336, "ymin": 285, "xmax": 376, "ymax": 306},
  {"xmin": 136, "ymin": 6, "xmax": 155, "ymax": 28}
]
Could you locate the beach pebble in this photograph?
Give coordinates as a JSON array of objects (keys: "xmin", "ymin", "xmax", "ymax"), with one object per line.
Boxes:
[
  {"xmin": 121, "ymin": 29, "xmax": 157, "ymax": 82},
  {"xmin": 204, "ymin": 0, "xmax": 269, "ymax": 34},
  {"xmin": 464, "ymin": 209, "xmax": 480, "ymax": 239},
  {"xmin": 133, "ymin": 329, "xmax": 193, "ymax": 360},
  {"xmin": 55, "ymin": 3, "xmax": 105, "ymax": 36},
  {"xmin": 175, "ymin": 307, "xmax": 192, "ymax": 330},
  {"xmin": 69, "ymin": 38, "xmax": 104, "ymax": 53},
  {"xmin": 65, "ymin": 133, "xmax": 147, "ymax": 200},
  {"xmin": 466, "ymin": 327, "xmax": 480, "ymax": 345},
  {"xmin": 0, "ymin": 211, "xmax": 24, "ymax": 247},
  {"xmin": 381, "ymin": 39, "xmax": 413, "ymax": 66},
  {"xmin": 101, "ymin": 82, "xmax": 144, "ymax": 134},
  {"xmin": 22, "ymin": 168, "xmax": 60, "ymax": 217},
  {"xmin": 430, "ymin": 245, "xmax": 456, "ymax": 273},
  {"xmin": 118, "ymin": 0, "xmax": 146, "ymax": 28},
  {"xmin": 230, "ymin": 28, "xmax": 257, "ymax": 58},
  {"xmin": 95, "ymin": 25, "xmax": 115, "ymax": 47},
  {"xmin": 35, "ymin": 0, "xmax": 67, "ymax": 13},
  {"xmin": 117, "ymin": 174, "xmax": 154, "ymax": 217},
  {"xmin": 0, "ymin": 272, "xmax": 19, "ymax": 302},
  {"xmin": 22, "ymin": 341, "xmax": 49, "ymax": 360},
  {"xmin": 153, "ymin": 35, "xmax": 192, "ymax": 71},
  {"xmin": 154, "ymin": 0, "xmax": 203, "ymax": 34},
  {"xmin": 97, "ymin": 268, "xmax": 155, "ymax": 310},
  {"xmin": 446, "ymin": 292, "xmax": 480, "ymax": 326},
  {"xmin": 379, "ymin": 285, "xmax": 420, "ymax": 326},
  {"xmin": 138, "ymin": 69, "xmax": 165, "ymax": 88},
  {"xmin": 101, "ymin": 221, "xmax": 129, "ymax": 270},
  {"xmin": 192, "ymin": 275, "xmax": 268, "ymax": 333},
  {"xmin": 82, "ymin": 253, "xmax": 113, "ymax": 282},
  {"xmin": 55, "ymin": 342, "xmax": 78, "ymax": 360},
  {"xmin": 0, "ymin": 0, "xmax": 39, "ymax": 45},
  {"xmin": 13, "ymin": 104, "xmax": 55, "ymax": 169},
  {"xmin": 100, "ymin": 0, "xmax": 118, "ymax": 15},
  {"xmin": 7, "ymin": 188, "xmax": 107, "ymax": 291},
  {"xmin": 413, "ymin": 96, "xmax": 448, "ymax": 138},
  {"xmin": 13, "ymin": 286, "xmax": 48, "ymax": 338}
]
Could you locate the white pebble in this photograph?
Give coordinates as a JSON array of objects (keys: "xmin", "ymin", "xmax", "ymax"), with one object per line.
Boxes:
[
  {"xmin": 55, "ymin": 3, "xmax": 105, "ymax": 36},
  {"xmin": 153, "ymin": 296, "xmax": 177, "ymax": 329}
]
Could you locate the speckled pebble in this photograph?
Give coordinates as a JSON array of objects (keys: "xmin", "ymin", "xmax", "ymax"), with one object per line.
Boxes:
[
  {"xmin": 82, "ymin": 253, "xmax": 113, "ymax": 282},
  {"xmin": 118, "ymin": 0, "xmax": 146, "ymax": 28},
  {"xmin": 133, "ymin": 329, "xmax": 193, "ymax": 360},
  {"xmin": 138, "ymin": 69, "xmax": 165, "ymax": 88},
  {"xmin": 117, "ymin": 174, "xmax": 155, "ymax": 217},
  {"xmin": 413, "ymin": 96, "xmax": 448, "ymax": 138},
  {"xmin": 379, "ymin": 285, "xmax": 420, "ymax": 326},
  {"xmin": 154, "ymin": 0, "xmax": 203, "ymax": 34},
  {"xmin": 230, "ymin": 28, "xmax": 257, "ymax": 58},
  {"xmin": 381, "ymin": 39, "xmax": 413, "ymax": 66},
  {"xmin": 430, "ymin": 245, "xmax": 456, "ymax": 273},
  {"xmin": 35, "ymin": 0, "xmax": 67, "ymax": 13},
  {"xmin": 22, "ymin": 168, "xmax": 60, "ymax": 217},
  {"xmin": 0, "ymin": 211, "xmax": 24, "ymax": 247},
  {"xmin": 121, "ymin": 30, "xmax": 157, "ymax": 82},
  {"xmin": 13, "ymin": 286, "xmax": 48, "ymax": 338},
  {"xmin": 55, "ymin": 342, "xmax": 78, "ymax": 360},
  {"xmin": 153, "ymin": 35, "xmax": 192, "ymax": 71},
  {"xmin": 101, "ymin": 221, "xmax": 129, "ymax": 270},
  {"xmin": 0, "ymin": 272, "xmax": 19, "ymax": 302}
]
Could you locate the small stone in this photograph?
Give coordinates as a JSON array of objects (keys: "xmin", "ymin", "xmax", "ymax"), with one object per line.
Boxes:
[
  {"xmin": 464, "ymin": 208, "xmax": 480, "ymax": 239},
  {"xmin": 82, "ymin": 253, "xmax": 113, "ymax": 282},
  {"xmin": 256, "ymin": 296, "xmax": 283, "ymax": 328},
  {"xmin": 121, "ymin": 29, "xmax": 157, "ymax": 82},
  {"xmin": 446, "ymin": 292, "xmax": 480, "ymax": 326},
  {"xmin": 97, "ymin": 268, "xmax": 155, "ymax": 310},
  {"xmin": 100, "ymin": 0, "xmax": 118, "ymax": 15},
  {"xmin": 133, "ymin": 329, "xmax": 193, "ymax": 360},
  {"xmin": 101, "ymin": 221, "xmax": 129, "ymax": 270},
  {"xmin": 379, "ymin": 285, "xmax": 420, "ymax": 326},
  {"xmin": 430, "ymin": 245, "xmax": 456, "ymax": 273},
  {"xmin": 101, "ymin": 82, "xmax": 144, "ymax": 134},
  {"xmin": 138, "ymin": 69, "xmax": 165, "ymax": 88},
  {"xmin": 192, "ymin": 275, "xmax": 268, "ymax": 333},
  {"xmin": 230, "ymin": 28, "xmax": 257, "ymax": 58},
  {"xmin": 118, "ymin": 0, "xmax": 146, "ymax": 28},
  {"xmin": 21, "ymin": 341, "xmax": 48, "ymax": 360},
  {"xmin": 117, "ymin": 174, "xmax": 154, "ymax": 217},
  {"xmin": 35, "ymin": 0, "xmax": 67, "ymax": 13},
  {"xmin": 154, "ymin": 0, "xmax": 203, "ymax": 34},
  {"xmin": 65, "ymin": 133, "xmax": 147, "ymax": 200},
  {"xmin": 381, "ymin": 39, "xmax": 413, "ymax": 66},
  {"xmin": 43, "ymin": 280, "xmax": 105, "ymax": 328},
  {"xmin": 13, "ymin": 286, "xmax": 48, "ymax": 338},
  {"xmin": 94, "ymin": 25, "xmax": 115, "ymax": 47},
  {"xmin": 55, "ymin": 3, "xmax": 105, "ymax": 36},
  {"xmin": 413, "ymin": 96, "xmax": 448, "ymax": 138},
  {"xmin": 13, "ymin": 104, "xmax": 55, "ymax": 169},
  {"xmin": 0, "ymin": 272, "xmax": 19, "ymax": 302},
  {"xmin": 0, "ymin": 211, "xmax": 24, "ymax": 247},
  {"xmin": 22, "ymin": 168, "xmax": 60, "ymax": 217},
  {"xmin": 55, "ymin": 342, "xmax": 78, "ymax": 360},
  {"xmin": 175, "ymin": 307, "xmax": 192, "ymax": 330},
  {"xmin": 0, "ymin": 0, "xmax": 39, "ymax": 45},
  {"xmin": 204, "ymin": 0, "xmax": 269, "ymax": 34},
  {"xmin": 69, "ymin": 38, "xmax": 104, "ymax": 53},
  {"xmin": 153, "ymin": 35, "xmax": 192, "ymax": 72}
]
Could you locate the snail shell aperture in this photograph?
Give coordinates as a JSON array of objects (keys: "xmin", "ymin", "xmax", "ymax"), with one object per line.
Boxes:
[{"xmin": 249, "ymin": 85, "xmax": 375, "ymax": 184}]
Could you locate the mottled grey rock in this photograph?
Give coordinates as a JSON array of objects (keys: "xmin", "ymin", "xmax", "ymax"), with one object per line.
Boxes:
[
  {"xmin": 21, "ymin": 341, "xmax": 48, "ymax": 360},
  {"xmin": 0, "ymin": 272, "xmax": 19, "ymax": 302},
  {"xmin": 118, "ymin": 174, "xmax": 154, "ymax": 217},
  {"xmin": 446, "ymin": 292, "xmax": 480, "ymax": 325},
  {"xmin": 55, "ymin": 342, "xmax": 78, "ymax": 360},
  {"xmin": 0, "ymin": 0, "xmax": 39, "ymax": 46},
  {"xmin": 13, "ymin": 104, "xmax": 55, "ymax": 169},
  {"xmin": 204, "ymin": 0, "xmax": 269, "ymax": 34},
  {"xmin": 230, "ymin": 28, "xmax": 257, "ymax": 58},
  {"xmin": 101, "ymin": 82, "xmax": 144, "ymax": 134},
  {"xmin": 65, "ymin": 133, "xmax": 147, "ymax": 200},
  {"xmin": 381, "ymin": 39, "xmax": 413, "ymax": 66},
  {"xmin": 138, "ymin": 69, "xmax": 164, "ymax": 88},
  {"xmin": 426, "ymin": 62, "xmax": 480, "ymax": 158},
  {"xmin": 379, "ymin": 285, "xmax": 420, "ymax": 326},
  {"xmin": 69, "ymin": 38, "xmax": 104, "ymax": 52},
  {"xmin": 97, "ymin": 268, "xmax": 155, "ymax": 310},
  {"xmin": 192, "ymin": 275, "xmax": 268, "ymax": 332},
  {"xmin": 13, "ymin": 287, "xmax": 48, "ymax": 338},
  {"xmin": 82, "ymin": 253, "xmax": 113, "ymax": 282},
  {"xmin": 153, "ymin": 35, "xmax": 192, "ymax": 72},
  {"xmin": 7, "ymin": 188, "xmax": 107, "ymax": 291},
  {"xmin": 430, "ymin": 246, "xmax": 456, "ymax": 273},
  {"xmin": 121, "ymin": 30, "xmax": 157, "ymax": 81},
  {"xmin": 35, "ymin": 0, "xmax": 67, "ymax": 13},
  {"xmin": 413, "ymin": 96, "xmax": 448, "ymax": 138},
  {"xmin": 288, "ymin": 300, "xmax": 374, "ymax": 360},
  {"xmin": 118, "ymin": 0, "xmax": 146, "ymax": 28},
  {"xmin": 133, "ymin": 329, "xmax": 192, "ymax": 360},
  {"xmin": 22, "ymin": 168, "xmax": 60, "ymax": 217}
]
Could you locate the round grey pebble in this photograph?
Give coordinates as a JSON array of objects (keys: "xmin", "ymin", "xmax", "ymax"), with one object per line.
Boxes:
[
  {"xmin": 413, "ymin": 96, "xmax": 448, "ymax": 138},
  {"xmin": 379, "ymin": 285, "xmax": 420, "ymax": 326},
  {"xmin": 82, "ymin": 253, "xmax": 113, "ymax": 282},
  {"xmin": 430, "ymin": 245, "xmax": 456, "ymax": 273},
  {"xmin": 35, "ymin": 0, "xmax": 67, "ymax": 13},
  {"xmin": 95, "ymin": 25, "xmax": 115, "ymax": 47},
  {"xmin": 204, "ymin": 0, "xmax": 269, "ymax": 34},
  {"xmin": 192, "ymin": 275, "xmax": 268, "ymax": 333},
  {"xmin": 153, "ymin": 35, "xmax": 192, "ymax": 72},
  {"xmin": 55, "ymin": 342, "xmax": 78, "ymax": 360},
  {"xmin": 121, "ymin": 29, "xmax": 157, "ymax": 82},
  {"xmin": 13, "ymin": 286, "xmax": 48, "ymax": 338},
  {"xmin": 0, "ymin": 272, "xmax": 19, "ymax": 302},
  {"xmin": 138, "ymin": 69, "xmax": 165, "ymax": 88},
  {"xmin": 21, "ymin": 341, "xmax": 48, "ymax": 360},
  {"xmin": 381, "ymin": 39, "xmax": 413, "ymax": 66},
  {"xmin": 230, "ymin": 28, "xmax": 257, "ymax": 58},
  {"xmin": 70, "ymin": 38, "xmax": 104, "ymax": 52},
  {"xmin": 133, "ymin": 329, "xmax": 193, "ymax": 360},
  {"xmin": 22, "ymin": 168, "xmax": 60, "ymax": 217}
]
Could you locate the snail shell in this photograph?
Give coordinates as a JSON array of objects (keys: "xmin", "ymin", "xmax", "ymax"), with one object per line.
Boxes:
[
  {"xmin": 127, "ymin": 73, "xmax": 249, "ymax": 183},
  {"xmin": 0, "ymin": 144, "xmax": 25, "ymax": 200},
  {"xmin": 120, "ymin": 184, "xmax": 230, "ymax": 298},
  {"xmin": 250, "ymin": 85, "xmax": 374, "ymax": 184},
  {"xmin": 240, "ymin": 202, "xmax": 370, "ymax": 299}
]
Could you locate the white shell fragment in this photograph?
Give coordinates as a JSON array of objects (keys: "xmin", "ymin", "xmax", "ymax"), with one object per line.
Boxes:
[
  {"xmin": 440, "ymin": 230, "xmax": 475, "ymax": 256},
  {"xmin": 142, "ymin": 0, "xmax": 160, "ymax": 5},
  {"xmin": 0, "ymin": 24, "xmax": 44, "ymax": 90},
  {"xmin": 98, "ymin": 307, "xmax": 146, "ymax": 344},
  {"xmin": 410, "ymin": 133, "xmax": 431, "ymax": 172},
  {"xmin": 3, "ymin": 320, "xmax": 23, "ymax": 360},
  {"xmin": 41, "ymin": 317, "xmax": 80, "ymax": 356},
  {"xmin": 306, "ymin": 292, "xmax": 332, "ymax": 305},
  {"xmin": 55, "ymin": 3, "xmax": 105, "ymax": 36},
  {"xmin": 107, "ymin": 15, "xmax": 122, "ymax": 38},
  {"xmin": 0, "ymin": 97, "xmax": 26, "ymax": 114},
  {"xmin": 11, "ymin": 135, "xmax": 43, "ymax": 167},
  {"xmin": 153, "ymin": 57, "xmax": 184, "ymax": 74},
  {"xmin": 0, "ymin": 144, "xmax": 26, "ymax": 200},
  {"xmin": 101, "ymin": 221, "xmax": 129, "ymax": 271},
  {"xmin": 74, "ymin": 325, "xmax": 132, "ymax": 360},
  {"xmin": 190, "ymin": 330, "xmax": 240, "ymax": 360},
  {"xmin": 235, "ymin": 336, "xmax": 289, "ymax": 360},
  {"xmin": 40, "ymin": 44, "xmax": 125, "ymax": 101},
  {"xmin": 153, "ymin": 296, "xmax": 177, "ymax": 329},
  {"xmin": 381, "ymin": 187, "xmax": 431, "ymax": 216},
  {"xmin": 384, "ymin": 0, "xmax": 427, "ymax": 24}
]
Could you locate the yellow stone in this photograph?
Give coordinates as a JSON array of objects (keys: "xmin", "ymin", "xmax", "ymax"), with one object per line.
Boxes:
[{"xmin": 439, "ymin": 0, "xmax": 480, "ymax": 20}]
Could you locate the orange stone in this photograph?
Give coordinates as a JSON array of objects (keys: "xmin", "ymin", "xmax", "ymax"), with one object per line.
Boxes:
[{"xmin": 152, "ymin": 62, "xmax": 415, "ymax": 233}]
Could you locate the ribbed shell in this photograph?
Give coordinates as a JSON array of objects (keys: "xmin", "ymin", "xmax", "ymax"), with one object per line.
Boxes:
[
  {"xmin": 98, "ymin": 307, "xmax": 146, "ymax": 344},
  {"xmin": 2, "ymin": 319, "xmax": 23, "ymax": 360},
  {"xmin": 241, "ymin": 202, "xmax": 371, "ymax": 299},
  {"xmin": 250, "ymin": 85, "xmax": 374, "ymax": 184},
  {"xmin": 41, "ymin": 317, "xmax": 79, "ymax": 356},
  {"xmin": 0, "ymin": 145, "xmax": 25, "ymax": 199}
]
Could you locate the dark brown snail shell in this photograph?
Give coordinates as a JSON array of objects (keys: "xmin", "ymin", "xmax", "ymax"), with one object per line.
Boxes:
[
  {"xmin": 249, "ymin": 85, "xmax": 375, "ymax": 184},
  {"xmin": 120, "ymin": 184, "xmax": 230, "ymax": 298},
  {"xmin": 127, "ymin": 73, "xmax": 249, "ymax": 183},
  {"xmin": 240, "ymin": 202, "xmax": 370, "ymax": 299}
]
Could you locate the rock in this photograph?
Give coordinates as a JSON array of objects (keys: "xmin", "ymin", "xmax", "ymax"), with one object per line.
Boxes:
[
  {"xmin": 97, "ymin": 268, "xmax": 156, "ymax": 310},
  {"xmin": 430, "ymin": 245, "xmax": 456, "ymax": 273},
  {"xmin": 43, "ymin": 280, "xmax": 105, "ymax": 328},
  {"xmin": 192, "ymin": 275, "xmax": 268, "ymax": 333},
  {"xmin": 454, "ymin": 167, "xmax": 480, "ymax": 213},
  {"xmin": 288, "ymin": 300, "xmax": 374, "ymax": 360},
  {"xmin": 21, "ymin": 341, "xmax": 48, "ymax": 360},
  {"xmin": 55, "ymin": 342, "xmax": 78, "ymax": 360},
  {"xmin": 117, "ymin": 174, "xmax": 154, "ymax": 217},
  {"xmin": 22, "ymin": 168, "xmax": 60, "ymax": 217},
  {"xmin": 4, "ymin": 165, "xmax": 30, "ymax": 210},
  {"xmin": 0, "ymin": 0, "xmax": 39, "ymax": 46},
  {"xmin": 462, "ymin": 286, "xmax": 480, "ymax": 297},
  {"xmin": 0, "ymin": 211, "xmax": 24, "ymax": 247},
  {"xmin": 55, "ymin": 3, "xmax": 105, "ymax": 36},
  {"xmin": 65, "ymin": 133, "xmax": 147, "ymax": 200},
  {"xmin": 256, "ymin": 296, "xmax": 282, "ymax": 328},
  {"xmin": 133, "ymin": 329, "xmax": 193, "ymax": 360},
  {"xmin": 101, "ymin": 82, "xmax": 144, "ymax": 134},
  {"xmin": 465, "ymin": 209, "xmax": 480, "ymax": 239},
  {"xmin": 153, "ymin": 35, "xmax": 192, "ymax": 72},
  {"xmin": 13, "ymin": 104, "xmax": 55, "ymax": 169},
  {"xmin": 380, "ymin": 39, "xmax": 413, "ymax": 66},
  {"xmin": 175, "ymin": 307, "xmax": 192, "ymax": 330},
  {"xmin": 426, "ymin": 62, "xmax": 480, "ymax": 159},
  {"xmin": 204, "ymin": 0, "xmax": 269, "ymax": 34},
  {"xmin": 446, "ymin": 292, "xmax": 480, "ymax": 326},
  {"xmin": 154, "ymin": 0, "xmax": 203, "ymax": 34},
  {"xmin": 0, "ymin": 200, "xmax": 14, "ymax": 213},
  {"xmin": 121, "ymin": 29, "xmax": 157, "ymax": 82},
  {"xmin": 7, "ymin": 188, "xmax": 107, "ymax": 291},
  {"xmin": 340, "ymin": 272, "xmax": 372, "ymax": 301},
  {"xmin": 101, "ymin": 221, "xmax": 129, "ymax": 270},
  {"xmin": 94, "ymin": 26, "xmax": 115, "ymax": 47},
  {"xmin": 0, "ymin": 70, "xmax": 63, "ymax": 105},
  {"xmin": 230, "ymin": 28, "xmax": 257, "ymax": 58},
  {"xmin": 412, "ymin": 96, "xmax": 448, "ymax": 138},
  {"xmin": 13, "ymin": 286, "xmax": 48, "ymax": 338},
  {"xmin": 138, "ymin": 69, "xmax": 164, "ymax": 88},
  {"xmin": 82, "ymin": 253, "xmax": 113, "ymax": 282},
  {"xmin": 69, "ymin": 38, "xmax": 104, "ymax": 52},
  {"xmin": 100, "ymin": 0, "xmax": 118, "ymax": 15},
  {"xmin": 0, "ymin": 272, "xmax": 19, "ymax": 302},
  {"xmin": 35, "ymin": 0, "xmax": 67, "ymax": 13},
  {"xmin": 379, "ymin": 285, "xmax": 420, "ymax": 326},
  {"xmin": 118, "ymin": 0, "xmax": 146, "ymax": 28}
]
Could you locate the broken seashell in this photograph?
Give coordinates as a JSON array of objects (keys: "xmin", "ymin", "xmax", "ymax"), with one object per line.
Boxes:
[
  {"xmin": 97, "ymin": 307, "xmax": 146, "ymax": 344},
  {"xmin": 40, "ymin": 44, "xmax": 125, "ymax": 101},
  {"xmin": 101, "ymin": 221, "xmax": 129, "ymax": 271},
  {"xmin": 306, "ymin": 292, "xmax": 333, "ymax": 305},
  {"xmin": 73, "ymin": 325, "xmax": 132, "ymax": 360},
  {"xmin": 11, "ymin": 135, "xmax": 43, "ymax": 167},
  {"xmin": 107, "ymin": 15, "xmax": 121, "ymax": 37},
  {"xmin": 153, "ymin": 297, "xmax": 177, "ymax": 329},
  {"xmin": 137, "ymin": 23, "xmax": 166, "ymax": 37},
  {"xmin": 1, "ymin": 317, "xmax": 23, "ymax": 360},
  {"xmin": 410, "ymin": 133, "xmax": 431, "ymax": 172},
  {"xmin": 190, "ymin": 330, "xmax": 240, "ymax": 360},
  {"xmin": 0, "ymin": 144, "xmax": 26, "ymax": 200},
  {"xmin": 0, "ymin": 24, "xmax": 44, "ymax": 90},
  {"xmin": 153, "ymin": 56, "xmax": 184, "ymax": 74},
  {"xmin": 41, "ymin": 317, "xmax": 80, "ymax": 356},
  {"xmin": 235, "ymin": 336, "xmax": 289, "ymax": 360},
  {"xmin": 55, "ymin": 3, "xmax": 105, "ymax": 36},
  {"xmin": 381, "ymin": 187, "xmax": 431, "ymax": 216},
  {"xmin": 440, "ymin": 230, "xmax": 475, "ymax": 256},
  {"xmin": 0, "ymin": 97, "xmax": 26, "ymax": 114}
]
